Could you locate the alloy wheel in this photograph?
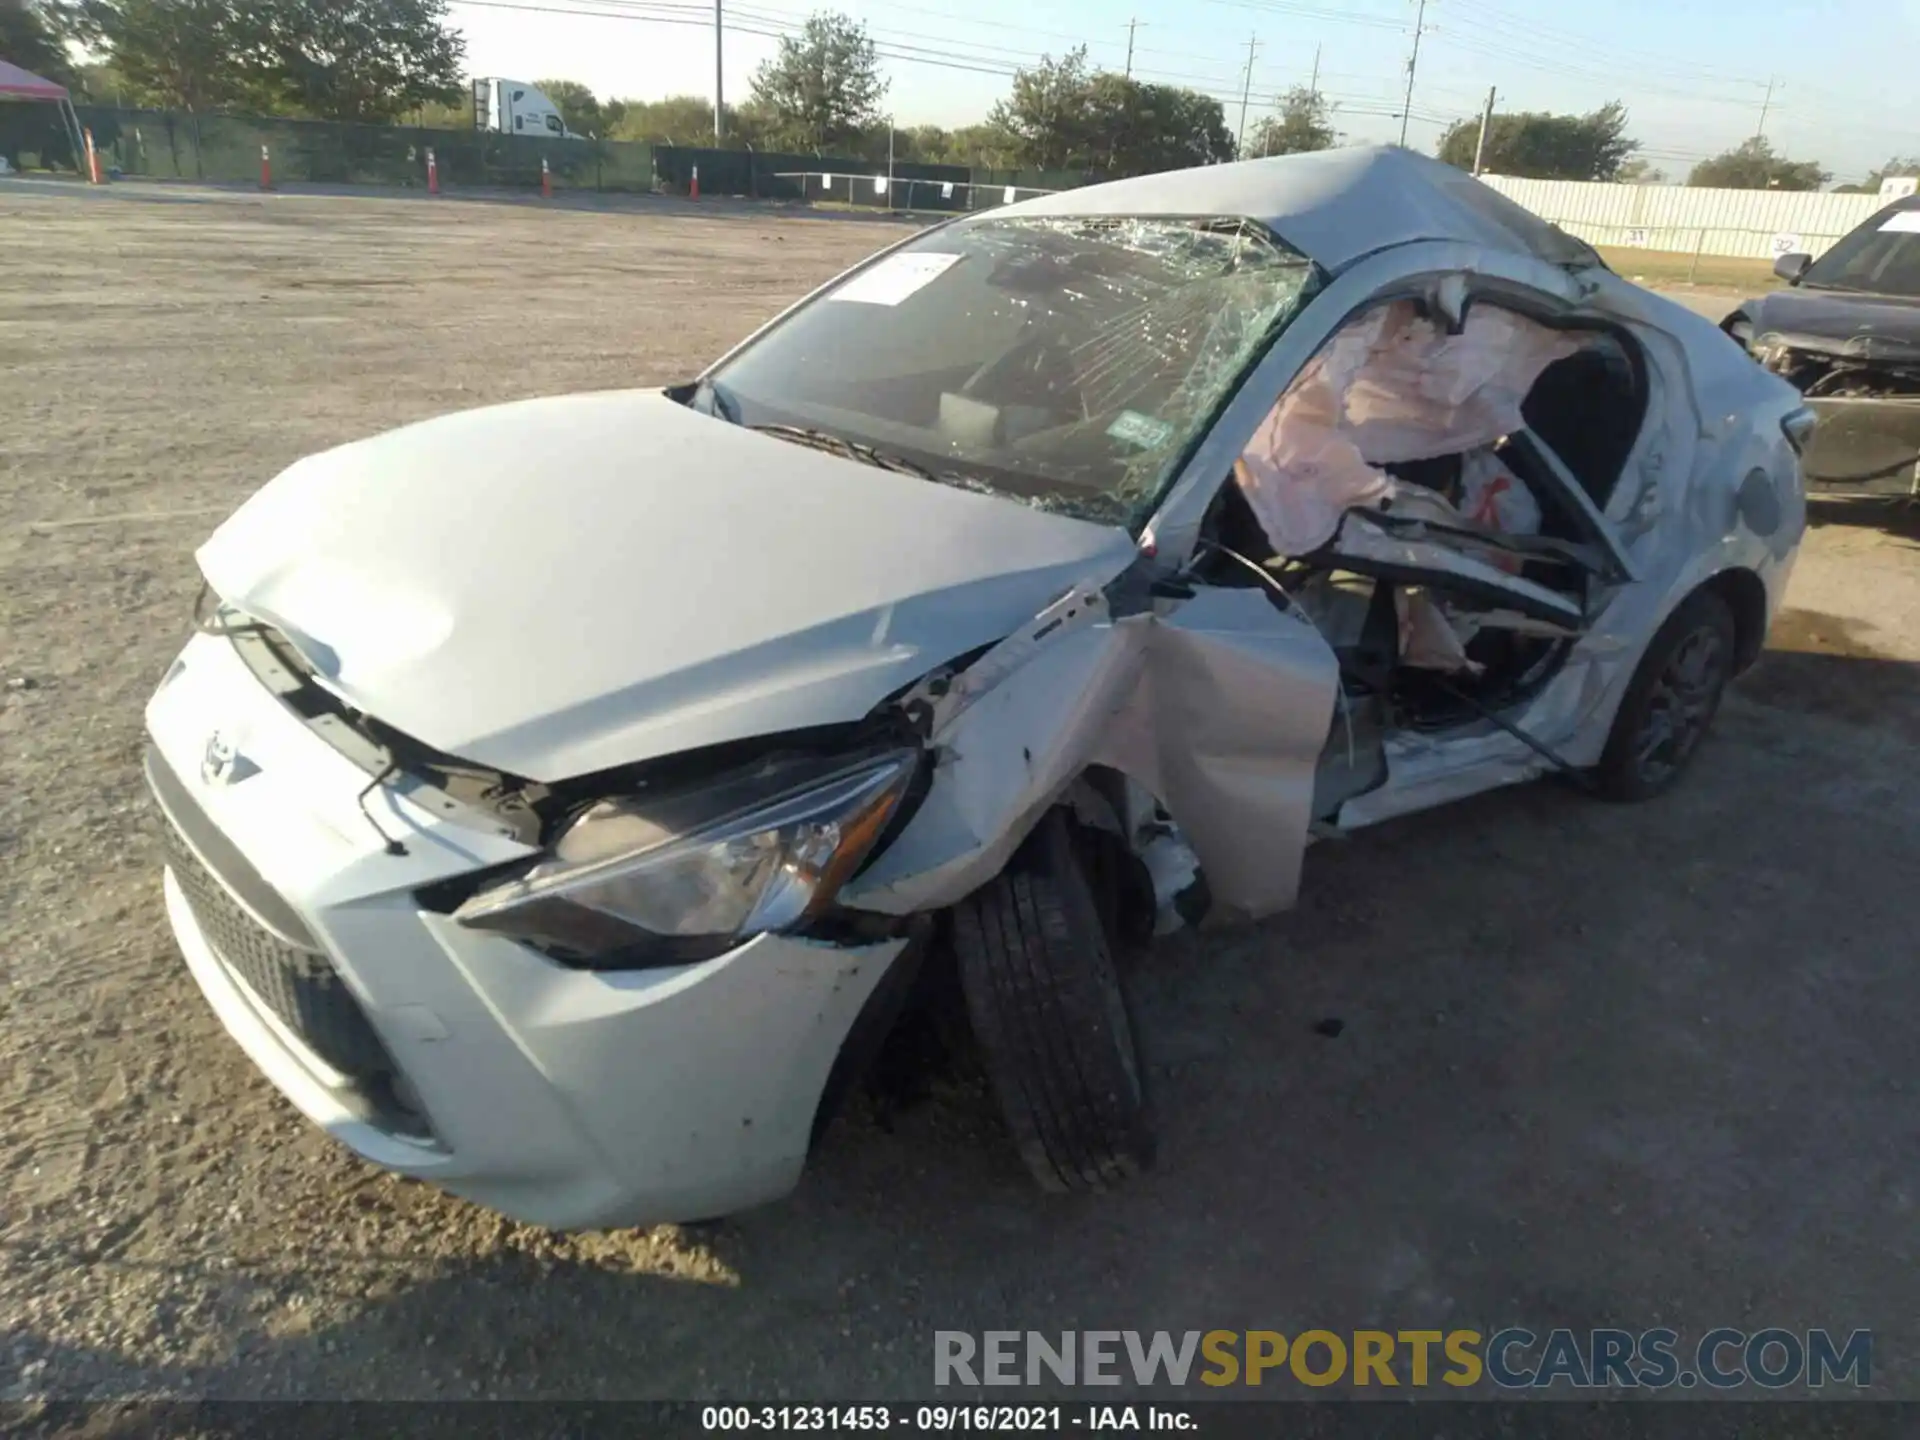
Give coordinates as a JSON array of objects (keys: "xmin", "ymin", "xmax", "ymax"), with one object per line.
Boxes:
[{"xmin": 1633, "ymin": 625, "xmax": 1728, "ymax": 786}]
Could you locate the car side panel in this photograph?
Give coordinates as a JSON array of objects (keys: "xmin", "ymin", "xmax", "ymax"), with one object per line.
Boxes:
[
  {"xmin": 841, "ymin": 586, "xmax": 1339, "ymax": 923},
  {"xmin": 1334, "ymin": 277, "xmax": 1804, "ymax": 830}
]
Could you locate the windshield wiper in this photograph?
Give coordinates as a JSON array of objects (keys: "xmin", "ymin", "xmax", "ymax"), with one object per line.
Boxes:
[{"xmin": 749, "ymin": 423, "xmax": 937, "ymax": 481}]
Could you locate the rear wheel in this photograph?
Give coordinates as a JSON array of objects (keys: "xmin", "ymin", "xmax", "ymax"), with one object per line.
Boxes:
[
  {"xmin": 950, "ymin": 809, "xmax": 1154, "ymax": 1193},
  {"xmin": 1594, "ymin": 590, "xmax": 1737, "ymax": 801}
]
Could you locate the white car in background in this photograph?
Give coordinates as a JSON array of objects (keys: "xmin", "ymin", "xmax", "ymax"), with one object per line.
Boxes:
[{"xmin": 146, "ymin": 146, "xmax": 1807, "ymax": 1228}]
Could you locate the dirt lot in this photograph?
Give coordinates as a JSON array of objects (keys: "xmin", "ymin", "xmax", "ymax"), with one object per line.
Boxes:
[{"xmin": 4, "ymin": 183, "xmax": 1919, "ymax": 1407}]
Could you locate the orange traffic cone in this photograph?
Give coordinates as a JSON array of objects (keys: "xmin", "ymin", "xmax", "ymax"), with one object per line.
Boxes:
[
  {"xmin": 426, "ymin": 147, "xmax": 439, "ymax": 195},
  {"xmin": 259, "ymin": 144, "xmax": 272, "ymax": 190},
  {"xmin": 541, "ymin": 156, "xmax": 552, "ymax": 198},
  {"xmin": 84, "ymin": 128, "xmax": 103, "ymax": 184},
  {"xmin": 690, "ymin": 164, "xmax": 700, "ymax": 200}
]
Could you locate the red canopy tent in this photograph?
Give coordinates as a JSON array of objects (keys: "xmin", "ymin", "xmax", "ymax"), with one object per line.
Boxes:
[{"xmin": 0, "ymin": 56, "xmax": 91, "ymax": 178}]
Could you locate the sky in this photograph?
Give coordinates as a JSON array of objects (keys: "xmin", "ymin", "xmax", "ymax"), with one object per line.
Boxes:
[{"xmin": 448, "ymin": 0, "xmax": 1920, "ymax": 184}]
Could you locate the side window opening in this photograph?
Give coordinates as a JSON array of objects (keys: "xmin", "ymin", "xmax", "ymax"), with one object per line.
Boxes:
[
  {"xmin": 1518, "ymin": 339, "xmax": 1644, "ymax": 509},
  {"xmin": 545, "ymin": 114, "xmax": 564, "ymax": 134},
  {"xmin": 1196, "ymin": 294, "xmax": 1649, "ymax": 786},
  {"xmin": 1212, "ymin": 296, "xmax": 1646, "ymax": 585}
]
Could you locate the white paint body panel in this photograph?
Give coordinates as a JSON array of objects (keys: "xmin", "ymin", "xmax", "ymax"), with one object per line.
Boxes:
[
  {"xmin": 197, "ymin": 390, "xmax": 1135, "ymax": 782},
  {"xmin": 145, "ymin": 153, "xmax": 1807, "ymax": 1228},
  {"xmin": 148, "ymin": 632, "xmax": 903, "ymax": 1229},
  {"xmin": 844, "ymin": 588, "xmax": 1340, "ymax": 920}
]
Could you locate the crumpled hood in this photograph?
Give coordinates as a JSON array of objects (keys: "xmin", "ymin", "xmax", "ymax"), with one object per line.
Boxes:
[
  {"xmin": 198, "ymin": 390, "xmax": 1136, "ymax": 781},
  {"xmin": 1746, "ymin": 285, "xmax": 1920, "ymax": 360}
]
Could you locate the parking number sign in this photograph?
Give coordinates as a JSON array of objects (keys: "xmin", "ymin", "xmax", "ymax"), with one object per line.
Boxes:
[
  {"xmin": 1624, "ymin": 227, "xmax": 1652, "ymax": 248},
  {"xmin": 1771, "ymin": 232, "xmax": 1802, "ymax": 257}
]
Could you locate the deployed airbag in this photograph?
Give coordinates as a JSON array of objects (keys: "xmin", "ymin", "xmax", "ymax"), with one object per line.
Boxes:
[{"xmin": 1235, "ymin": 301, "xmax": 1582, "ymax": 555}]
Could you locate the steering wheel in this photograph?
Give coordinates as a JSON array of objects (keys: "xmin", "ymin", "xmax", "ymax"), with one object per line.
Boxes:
[{"xmin": 959, "ymin": 333, "xmax": 1089, "ymax": 423}]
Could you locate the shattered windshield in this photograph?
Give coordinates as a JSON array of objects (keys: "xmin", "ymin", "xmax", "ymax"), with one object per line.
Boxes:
[
  {"xmin": 704, "ymin": 216, "xmax": 1319, "ymax": 527},
  {"xmin": 1801, "ymin": 210, "xmax": 1920, "ymax": 297}
]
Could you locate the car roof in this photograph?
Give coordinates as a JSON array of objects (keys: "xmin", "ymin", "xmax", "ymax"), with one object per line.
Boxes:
[{"xmin": 998, "ymin": 144, "xmax": 1600, "ymax": 276}]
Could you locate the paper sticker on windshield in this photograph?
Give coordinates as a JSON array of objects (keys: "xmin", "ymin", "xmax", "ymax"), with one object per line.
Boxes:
[
  {"xmin": 829, "ymin": 252, "xmax": 962, "ymax": 305},
  {"xmin": 1107, "ymin": 410, "xmax": 1176, "ymax": 450},
  {"xmin": 1880, "ymin": 210, "xmax": 1920, "ymax": 233}
]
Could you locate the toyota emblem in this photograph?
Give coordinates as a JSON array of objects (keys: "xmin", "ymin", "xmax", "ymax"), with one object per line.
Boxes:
[{"xmin": 201, "ymin": 731, "xmax": 238, "ymax": 786}]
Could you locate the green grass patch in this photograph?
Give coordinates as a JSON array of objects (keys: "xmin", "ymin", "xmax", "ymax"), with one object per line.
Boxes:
[{"xmin": 1597, "ymin": 247, "xmax": 1784, "ymax": 292}]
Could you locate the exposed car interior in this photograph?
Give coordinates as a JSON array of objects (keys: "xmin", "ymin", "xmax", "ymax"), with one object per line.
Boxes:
[{"xmin": 1192, "ymin": 296, "xmax": 1648, "ymax": 818}]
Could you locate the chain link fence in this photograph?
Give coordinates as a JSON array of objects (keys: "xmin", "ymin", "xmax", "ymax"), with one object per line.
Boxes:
[
  {"xmin": 766, "ymin": 171, "xmax": 1061, "ymax": 214},
  {"xmin": 650, "ymin": 146, "xmax": 1089, "ymax": 208},
  {"xmin": 1580, "ymin": 224, "xmax": 1854, "ymax": 279},
  {"xmin": 28, "ymin": 107, "xmax": 652, "ymax": 193},
  {"xmin": 4, "ymin": 104, "xmax": 1098, "ymax": 209}
]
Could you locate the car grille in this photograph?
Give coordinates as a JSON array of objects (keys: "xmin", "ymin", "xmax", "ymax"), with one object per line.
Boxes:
[{"xmin": 147, "ymin": 748, "xmax": 396, "ymax": 1084}]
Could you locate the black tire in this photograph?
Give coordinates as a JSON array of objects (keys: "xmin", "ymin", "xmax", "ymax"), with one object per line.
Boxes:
[
  {"xmin": 950, "ymin": 809, "xmax": 1154, "ymax": 1193},
  {"xmin": 1593, "ymin": 589, "xmax": 1737, "ymax": 801}
]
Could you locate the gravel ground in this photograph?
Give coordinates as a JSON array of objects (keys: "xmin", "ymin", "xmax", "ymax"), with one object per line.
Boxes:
[{"xmin": 3, "ymin": 182, "xmax": 1917, "ymax": 1408}]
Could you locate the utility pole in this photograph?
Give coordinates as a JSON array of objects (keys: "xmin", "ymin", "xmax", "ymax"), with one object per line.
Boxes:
[
  {"xmin": 1755, "ymin": 75, "xmax": 1778, "ymax": 140},
  {"xmin": 1112, "ymin": 20, "xmax": 1144, "ymax": 172},
  {"xmin": 1309, "ymin": 43, "xmax": 1320, "ymax": 96},
  {"xmin": 1237, "ymin": 32, "xmax": 1259, "ymax": 155},
  {"xmin": 1398, "ymin": 0, "xmax": 1427, "ymax": 148},
  {"xmin": 1472, "ymin": 84, "xmax": 1496, "ymax": 175},
  {"xmin": 713, "ymin": 0, "xmax": 725, "ymax": 142}
]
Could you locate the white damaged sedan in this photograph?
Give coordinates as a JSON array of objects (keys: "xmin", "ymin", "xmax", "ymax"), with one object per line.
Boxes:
[{"xmin": 146, "ymin": 147, "xmax": 1808, "ymax": 1227}]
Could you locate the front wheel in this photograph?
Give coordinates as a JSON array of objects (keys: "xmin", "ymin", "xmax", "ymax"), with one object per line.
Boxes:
[
  {"xmin": 949, "ymin": 809, "xmax": 1154, "ymax": 1193},
  {"xmin": 1593, "ymin": 589, "xmax": 1737, "ymax": 801}
]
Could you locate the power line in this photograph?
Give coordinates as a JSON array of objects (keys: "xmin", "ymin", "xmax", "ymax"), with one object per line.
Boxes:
[
  {"xmin": 452, "ymin": 0, "xmax": 1648, "ymax": 127},
  {"xmin": 455, "ymin": 0, "xmax": 1443, "ymax": 121},
  {"xmin": 457, "ymin": 0, "xmax": 1025, "ymax": 76},
  {"xmin": 454, "ymin": 0, "xmax": 1809, "ymax": 165},
  {"xmin": 843, "ymin": 0, "xmax": 1128, "ymax": 54},
  {"xmin": 468, "ymin": 0, "xmax": 1270, "ymax": 95},
  {"xmin": 1425, "ymin": 31, "xmax": 1775, "ymax": 109},
  {"xmin": 1440, "ymin": 0, "xmax": 1768, "ymax": 86},
  {"xmin": 1197, "ymin": 0, "xmax": 1405, "ymax": 31}
]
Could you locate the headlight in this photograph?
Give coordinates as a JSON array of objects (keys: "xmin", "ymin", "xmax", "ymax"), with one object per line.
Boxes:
[{"xmin": 452, "ymin": 750, "xmax": 918, "ymax": 967}]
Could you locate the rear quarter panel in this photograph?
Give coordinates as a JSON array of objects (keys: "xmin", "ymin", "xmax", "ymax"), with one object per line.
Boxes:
[{"xmin": 1584, "ymin": 272, "xmax": 1805, "ymax": 682}]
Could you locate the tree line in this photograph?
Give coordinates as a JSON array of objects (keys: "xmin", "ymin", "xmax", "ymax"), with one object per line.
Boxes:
[
  {"xmin": 1434, "ymin": 104, "xmax": 1847, "ymax": 192},
  {"xmin": 3, "ymin": 0, "xmax": 1875, "ymax": 187},
  {"xmin": 538, "ymin": 29, "xmax": 1342, "ymax": 174},
  {"xmin": 543, "ymin": 27, "xmax": 1250, "ymax": 176},
  {"xmin": 8, "ymin": 0, "xmax": 465, "ymax": 123}
]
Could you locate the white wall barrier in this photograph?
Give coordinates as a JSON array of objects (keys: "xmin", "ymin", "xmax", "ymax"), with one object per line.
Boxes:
[{"xmin": 1479, "ymin": 176, "xmax": 1890, "ymax": 261}]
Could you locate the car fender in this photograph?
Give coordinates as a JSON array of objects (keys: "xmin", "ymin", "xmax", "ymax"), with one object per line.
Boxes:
[{"xmin": 840, "ymin": 586, "xmax": 1340, "ymax": 924}]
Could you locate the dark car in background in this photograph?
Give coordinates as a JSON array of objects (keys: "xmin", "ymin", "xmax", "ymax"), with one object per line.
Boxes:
[{"xmin": 1726, "ymin": 196, "xmax": 1920, "ymax": 494}]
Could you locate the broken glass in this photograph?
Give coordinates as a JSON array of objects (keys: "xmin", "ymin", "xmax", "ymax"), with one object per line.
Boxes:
[{"xmin": 707, "ymin": 216, "xmax": 1319, "ymax": 527}]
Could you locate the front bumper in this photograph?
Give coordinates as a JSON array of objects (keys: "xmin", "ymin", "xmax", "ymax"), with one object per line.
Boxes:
[{"xmin": 145, "ymin": 631, "xmax": 907, "ymax": 1229}]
